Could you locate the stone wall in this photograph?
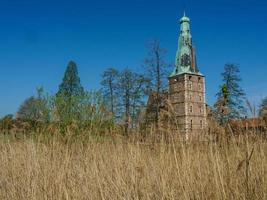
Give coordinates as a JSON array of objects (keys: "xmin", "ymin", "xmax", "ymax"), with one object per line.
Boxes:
[{"xmin": 169, "ymin": 73, "xmax": 207, "ymax": 136}]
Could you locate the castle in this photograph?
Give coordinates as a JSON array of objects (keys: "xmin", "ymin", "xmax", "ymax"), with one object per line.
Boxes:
[
  {"xmin": 145, "ymin": 13, "xmax": 207, "ymax": 136},
  {"xmin": 169, "ymin": 13, "xmax": 207, "ymax": 135}
]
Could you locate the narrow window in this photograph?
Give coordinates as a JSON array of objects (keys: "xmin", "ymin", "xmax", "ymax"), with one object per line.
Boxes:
[
  {"xmin": 190, "ymin": 120, "xmax": 193, "ymax": 130},
  {"xmin": 198, "ymin": 83, "xmax": 202, "ymax": 90},
  {"xmin": 200, "ymin": 120, "xmax": 203, "ymax": 129},
  {"xmin": 189, "ymin": 105, "xmax": 193, "ymax": 113},
  {"xmin": 199, "ymin": 94, "xmax": 202, "ymax": 101},
  {"xmin": 189, "ymin": 93, "xmax": 192, "ymax": 100},
  {"xmin": 189, "ymin": 81, "xmax": 193, "ymax": 90}
]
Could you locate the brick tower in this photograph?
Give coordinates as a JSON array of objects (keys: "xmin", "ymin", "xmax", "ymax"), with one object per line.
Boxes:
[{"xmin": 169, "ymin": 13, "xmax": 207, "ymax": 136}]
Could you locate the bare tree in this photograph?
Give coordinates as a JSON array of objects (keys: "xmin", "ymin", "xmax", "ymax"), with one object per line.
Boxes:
[
  {"xmin": 117, "ymin": 68, "xmax": 148, "ymax": 135},
  {"xmin": 101, "ymin": 68, "xmax": 119, "ymax": 117},
  {"xmin": 144, "ymin": 39, "xmax": 170, "ymax": 125},
  {"xmin": 131, "ymin": 74, "xmax": 150, "ymax": 127}
]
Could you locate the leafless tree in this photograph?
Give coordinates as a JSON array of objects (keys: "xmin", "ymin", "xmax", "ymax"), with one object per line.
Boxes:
[
  {"xmin": 101, "ymin": 68, "xmax": 119, "ymax": 117},
  {"xmin": 118, "ymin": 68, "xmax": 149, "ymax": 135},
  {"xmin": 144, "ymin": 39, "xmax": 170, "ymax": 126}
]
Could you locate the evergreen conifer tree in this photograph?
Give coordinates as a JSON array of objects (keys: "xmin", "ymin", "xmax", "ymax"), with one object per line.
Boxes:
[
  {"xmin": 57, "ymin": 61, "xmax": 84, "ymax": 97},
  {"xmin": 56, "ymin": 61, "xmax": 84, "ymax": 123},
  {"xmin": 214, "ymin": 64, "xmax": 247, "ymax": 124}
]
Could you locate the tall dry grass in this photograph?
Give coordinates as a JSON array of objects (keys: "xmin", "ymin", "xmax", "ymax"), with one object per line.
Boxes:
[{"xmin": 0, "ymin": 132, "xmax": 266, "ymax": 200}]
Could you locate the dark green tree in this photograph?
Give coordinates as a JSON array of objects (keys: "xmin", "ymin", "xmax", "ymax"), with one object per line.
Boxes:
[
  {"xmin": 214, "ymin": 63, "xmax": 247, "ymax": 124},
  {"xmin": 57, "ymin": 61, "xmax": 84, "ymax": 97},
  {"xmin": 55, "ymin": 61, "xmax": 84, "ymax": 123}
]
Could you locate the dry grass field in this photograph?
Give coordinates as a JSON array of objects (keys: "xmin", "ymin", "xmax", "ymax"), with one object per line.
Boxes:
[{"xmin": 0, "ymin": 132, "xmax": 266, "ymax": 200}]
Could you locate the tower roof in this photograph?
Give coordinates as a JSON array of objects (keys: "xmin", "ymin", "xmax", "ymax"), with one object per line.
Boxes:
[
  {"xmin": 180, "ymin": 13, "xmax": 190, "ymax": 23},
  {"xmin": 170, "ymin": 13, "xmax": 201, "ymax": 77}
]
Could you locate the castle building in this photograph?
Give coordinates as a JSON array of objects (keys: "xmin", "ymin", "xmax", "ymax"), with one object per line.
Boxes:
[
  {"xmin": 144, "ymin": 13, "xmax": 207, "ymax": 136},
  {"xmin": 168, "ymin": 13, "xmax": 207, "ymax": 135}
]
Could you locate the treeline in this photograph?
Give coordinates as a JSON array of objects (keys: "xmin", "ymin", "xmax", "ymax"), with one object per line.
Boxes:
[
  {"xmin": 0, "ymin": 40, "xmax": 267, "ymax": 136},
  {"xmin": 213, "ymin": 64, "xmax": 267, "ymax": 124},
  {"xmin": 0, "ymin": 40, "xmax": 170, "ymax": 136}
]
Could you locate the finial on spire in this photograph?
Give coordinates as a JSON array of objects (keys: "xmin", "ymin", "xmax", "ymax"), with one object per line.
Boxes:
[{"xmin": 180, "ymin": 11, "xmax": 190, "ymax": 23}]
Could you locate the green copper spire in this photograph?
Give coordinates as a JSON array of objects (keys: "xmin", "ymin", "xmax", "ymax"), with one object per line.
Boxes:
[{"xmin": 170, "ymin": 13, "xmax": 201, "ymax": 77}]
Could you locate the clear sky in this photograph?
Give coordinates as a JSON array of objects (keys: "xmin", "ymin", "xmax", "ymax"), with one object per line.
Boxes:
[{"xmin": 0, "ymin": 0, "xmax": 267, "ymax": 117}]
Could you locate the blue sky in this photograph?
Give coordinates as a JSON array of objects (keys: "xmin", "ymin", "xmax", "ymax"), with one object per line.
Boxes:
[{"xmin": 0, "ymin": 0, "xmax": 267, "ymax": 117}]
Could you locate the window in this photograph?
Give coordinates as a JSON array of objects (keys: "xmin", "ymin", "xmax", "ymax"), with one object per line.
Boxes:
[
  {"xmin": 189, "ymin": 105, "xmax": 193, "ymax": 113},
  {"xmin": 190, "ymin": 120, "xmax": 193, "ymax": 130},
  {"xmin": 199, "ymin": 94, "xmax": 202, "ymax": 101},
  {"xmin": 189, "ymin": 81, "xmax": 193, "ymax": 90},
  {"xmin": 189, "ymin": 93, "xmax": 192, "ymax": 100},
  {"xmin": 200, "ymin": 120, "xmax": 203, "ymax": 129},
  {"xmin": 199, "ymin": 106, "xmax": 203, "ymax": 114},
  {"xmin": 198, "ymin": 83, "xmax": 202, "ymax": 90}
]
